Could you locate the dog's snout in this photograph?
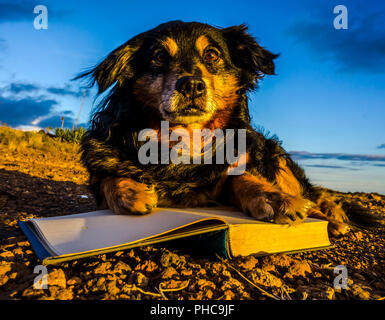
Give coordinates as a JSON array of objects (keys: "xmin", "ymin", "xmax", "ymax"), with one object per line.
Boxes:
[{"xmin": 176, "ymin": 76, "xmax": 206, "ymax": 98}]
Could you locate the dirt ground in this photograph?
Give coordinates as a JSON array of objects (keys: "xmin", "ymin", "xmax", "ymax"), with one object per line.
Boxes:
[{"xmin": 0, "ymin": 141, "xmax": 385, "ymax": 300}]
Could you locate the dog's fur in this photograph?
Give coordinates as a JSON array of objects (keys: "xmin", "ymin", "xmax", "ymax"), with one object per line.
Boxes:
[{"xmin": 77, "ymin": 21, "xmax": 356, "ymax": 236}]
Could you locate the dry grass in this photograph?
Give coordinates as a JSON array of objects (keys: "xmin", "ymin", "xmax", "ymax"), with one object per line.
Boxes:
[
  {"xmin": 0, "ymin": 125, "xmax": 80, "ymax": 159},
  {"xmin": 0, "ymin": 125, "xmax": 88, "ymax": 184}
]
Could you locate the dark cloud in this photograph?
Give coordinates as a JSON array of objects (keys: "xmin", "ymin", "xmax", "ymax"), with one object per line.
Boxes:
[
  {"xmin": 290, "ymin": 151, "xmax": 385, "ymax": 162},
  {"xmin": 46, "ymin": 85, "xmax": 87, "ymax": 98},
  {"xmin": 377, "ymin": 144, "xmax": 385, "ymax": 149},
  {"xmin": 304, "ymin": 164, "xmax": 346, "ymax": 169},
  {"xmin": 287, "ymin": 3, "xmax": 385, "ymax": 73},
  {"xmin": 0, "ymin": 1, "xmax": 31, "ymax": 22},
  {"xmin": 37, "ymin": 113, "xmax": 87, "ymax": 129},
  {"xmin": 0, "ymin": 0, "xmax": 71, "ymax": 23},
  {"xmin": 1, "ymin": 81, "xmax": 86, "ymax": 98},
  {"xmin": 0, "ymin": 81, "xmax": 88, "ymax": 129},
  {"xmin": 303, "ymin": 164, "xmax": 359, "ymax": 171},
  {"xmin": 8, "ymin": 83, "xmax": 40, "ymax": 94},
  {"xmin": 0, "ymin": 95, "xmax": 57, "ymax": 127},
  {"xmin": 0, "ymin": 95, "xmax": 87, "ymax": 129}
]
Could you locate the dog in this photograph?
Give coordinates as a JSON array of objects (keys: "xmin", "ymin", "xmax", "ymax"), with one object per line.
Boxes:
[{"xmin": 77, "ymin": 21, "xmax": 356, "ymax": 237}]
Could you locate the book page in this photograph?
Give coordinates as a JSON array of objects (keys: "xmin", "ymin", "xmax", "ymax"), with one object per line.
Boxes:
[{"xmin": 30, "ymin": 208, "xmax": 228, "ymax": 256}]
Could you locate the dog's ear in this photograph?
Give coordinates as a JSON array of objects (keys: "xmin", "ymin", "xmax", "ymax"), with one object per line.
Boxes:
[
  {"xmin": 222, "ymin": 25, "xmax": 278, "ymax": 83},
  {"xmin": 75, "ymin": 35, "xmax": 143, "ymax": 93}
]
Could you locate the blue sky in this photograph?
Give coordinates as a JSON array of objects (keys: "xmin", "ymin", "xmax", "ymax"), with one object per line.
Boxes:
[{"xmin": 0, "ymin": 0, "xmax": 384, "ymax": 193}]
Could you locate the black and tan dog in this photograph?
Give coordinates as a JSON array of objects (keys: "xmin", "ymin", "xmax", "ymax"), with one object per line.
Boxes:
[{"xmin": 77, "ymin": 21, "xmax": 361, "ymax": 236}]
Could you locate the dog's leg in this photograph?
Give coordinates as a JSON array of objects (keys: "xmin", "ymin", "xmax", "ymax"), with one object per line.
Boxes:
[
  {"xmin": 276, "ymin": 157, "xmax": 350, "ymax": 236},
  {"xmin": 227, "ymin": 173, "xmax": 313, "ymax": 224},
  {"xmin": 313, "ymin": 190, "xmax": 348, "ymax": 222},
  {"xmin": 101, "ymin": 177, "xmax": 157, "ymax": 215}
]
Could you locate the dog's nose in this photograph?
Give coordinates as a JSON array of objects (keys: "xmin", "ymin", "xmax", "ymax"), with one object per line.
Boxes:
[{"xmin": 176, "ymin": 76, "xmax": 206, "ymax": 98}]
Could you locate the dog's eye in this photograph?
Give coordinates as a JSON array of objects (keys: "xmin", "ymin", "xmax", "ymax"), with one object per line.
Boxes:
[
  {"xmin": 153, "ymin": 50, "xmax": 168, "ymax": 64},
  {"xmin": 203, "ymin": 48, "xmax": 220, "ymax": 63}
]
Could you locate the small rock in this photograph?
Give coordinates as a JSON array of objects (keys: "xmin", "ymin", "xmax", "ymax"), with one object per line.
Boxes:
[
  {"xmin": 159, "ymin": 251, "xmax": 185, "ymax": 268},
  {"xmin": 287, "ymin": 260, "xmax": 312, "ymax": 278},
  {"xmin": 131, "ymin": 272, "xmax": 149, "ymax": 288},
  {"xmin": 135, "ymin": 260, "xmax": 158, "ymax": 272},
  {"xmin": 22, "ymin": 287, "xmax": 45, "ymax": 298},
  {"xmin": 0, "ymin": 261, "xmax": 12, "ymax": 277},
  {"xmin": 223, "ymin": 289, "xmax": 235, "ymax": 300},
  {"xmin": 0, "ymin": 275, "xmax": 9, "ymax": 286},
  {"xmin": 93, "ymin": 262, "xmax": 112, "ymax": 275},
  {"xmin": 12, "ymin": 247, "xmax": 24, "ymax": 255},
  {"xmin": 113, "ymin": 261, "xmax": 132, "ymax": 274},
  {"xmin": 106, "ymin": 280, "xmax": 120, "ymax": 295},
  {"xmin": 181, "ymin": 269, "xmax": 192, "ymax": 276},
  {"xmin": 204, "ymin": 289, "xmax": 214, "ymax": 299},
  {"xmin": 197, "ymin": 279, "xmax": 216, "ymax": 290},
  {"xmin": 350, "ymin": 284, "xmax": 371, "ymax": 299},
  {"xmin": 197, "ymin": 269, "xmax": 206, "ymax": 276},
  {"xmin": 55, "ymin": 288, "xmax": 74, "ymax": 300},
  {"xmin": 325, "ymin": 287, "xmax": 335, "ymax": 300},
  {"xmin": 67, "ymin": 276, "xmax": 82, "ymax": 286},
  {"xmin": 0, "ymin": 251, "xmax": 14, "ymax": 258},
  {"xmin": 161, "ymin": 266, "xmax": 178, "ymax": 279},
  {"xmin": 48, "ymin": 269, "xmax": 66, "ymax": 289},
  {"xmin": 239, "ymin": 256, "xmax": 258, "ymax": 270},
  {"xmin": 96, "ymin": 277, "xmax": 106, "ymax": 291}
]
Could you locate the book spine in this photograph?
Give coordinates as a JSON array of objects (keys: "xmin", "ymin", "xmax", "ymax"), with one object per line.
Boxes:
[{"xmin": 18, "ymin": 221, "xmax": 52, "ymax": 261}]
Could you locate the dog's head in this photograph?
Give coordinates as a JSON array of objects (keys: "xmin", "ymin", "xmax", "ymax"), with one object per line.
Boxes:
[{"xmin": 81, "ymin": 21, "xmax": 278, "ymax": 126}]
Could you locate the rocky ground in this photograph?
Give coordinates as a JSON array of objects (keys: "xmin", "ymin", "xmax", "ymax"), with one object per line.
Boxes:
[{"xmin": 0, "ymin": 130, "xmax": 385, "ymax": 300}]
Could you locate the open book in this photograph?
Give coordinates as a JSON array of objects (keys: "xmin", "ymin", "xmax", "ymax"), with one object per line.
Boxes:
[{"xmin": 19, "ymin": 207, "xmax": 331, "ymax": 265}]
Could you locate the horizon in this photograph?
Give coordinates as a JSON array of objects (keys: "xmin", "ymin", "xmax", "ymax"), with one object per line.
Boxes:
[{"xmin": 0, "ymin": 0, "xmax": 384, "ymax": 194}]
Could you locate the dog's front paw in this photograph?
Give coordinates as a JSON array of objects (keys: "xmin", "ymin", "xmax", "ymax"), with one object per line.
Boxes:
[
  {"xmin": 327, "ymin": 220, "xmax": 350, "ymax": 237},
  {"xmin": 272, "ymin": 195, "xmax": 312, "ymax": 224},
  {"xmin": 102, "ymin": 177, "xmax": 157, "ymax": 215}
]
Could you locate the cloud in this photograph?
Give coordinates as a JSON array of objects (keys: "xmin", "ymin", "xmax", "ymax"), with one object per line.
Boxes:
[
  {"xmin": 8, "ymin": 83, "xmax": 40, "ymax": 94},
  {"xmin": 1, "ymin": 81, "xmax": 86, "ymax": 98},
  {"xmin": 304, "ymin": 164, "xmax": 346, "ymax": 169},
  {"xmin": 287, "ymin": 3, "xmax": 385, "ymax": 73},
  {"xmin": 0, "ymin": 81, "xmax": 89, "ymax": 129},
  {"xmin": 303, "ymin": 164, "xmax": 359, "ymax": 171},
  {"xmin": 37, "ymin": 115, "xmax": 68, "ymax": 128},
  {"xmin": 0, "ymin": 95, "xmax": 87, "ymax": 129},
  {"xmin": 0, "ymin": 95, "xmax": 57, "ymax": 127},
  {"xmin": 37, "ymin": 112, "xmax": 87, "ymax": 129},
  {"xmin": 0, "ymin": 0, "xmax": 71, "ymax": 23},
  {"xmin": 46, "ymin": 85, "xmax": 87, "ymax": 98},
  {"xmin": 0, "ymin": 1, "xmax": 31, "ymax": 23},
  {"xmin": 377, "ymin": 144, "xmax": 385, "ymax": 149},
  {"xmin": 290, "ymin": 151, "xmax": 385, "ymax": 162}
]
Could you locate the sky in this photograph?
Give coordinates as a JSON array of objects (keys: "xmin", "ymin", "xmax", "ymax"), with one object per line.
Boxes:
[{"xmin": 0, "ymin": 0, "xmax": 384, "ymax": 193}]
